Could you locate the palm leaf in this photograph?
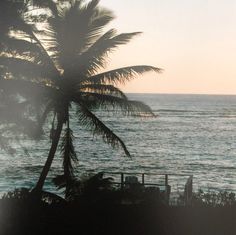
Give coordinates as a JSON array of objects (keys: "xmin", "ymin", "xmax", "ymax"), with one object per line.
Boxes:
[
  {"xmin": 0, "ymin": 37, "xmax": 52, "ymax": 65},
  {"xmin": 0, "ymin": 57, "xmax": 55, "ymax": 82},
  {"xmin": 60, "ymin": 127, "xmax": 77, "ymax": 179},
  {"xmin": 46, "ymin": 0, "xmax": 114, "ymax": 72},
  {"xmin": 76, "ymin": 31, "xmax": 142, "ymax": 76},
  {"xmin": 78, "ymin": 84, "xmax": 127, "ymax": 99},
  {"xmin": 76, "ymin": 102, "xmax": 130, "ymax": 157},
  {"xmin": 10, "ymin": 15, "xmax": 61, "ymax": 82},
  {"xmin": 1, "ymin": 37, "xmax": 40, "ymax": 56},
  {"xmin": 89, "ymin": 7, "xmax": 115, "ymax": 36},
  {"xmin": 82, "ymin": 65, "xmax": 162, "ymax": 85},
  {"xmin": 0, "ymin": 79, "xmax": 55, "ymax": 102},
  {"xmin": 76, "ymin": 92, "xmax": 155, "ymax": 116},
  {"xmin": 30, "ymin": 0, "xmax": 59, "ymax": 18}
]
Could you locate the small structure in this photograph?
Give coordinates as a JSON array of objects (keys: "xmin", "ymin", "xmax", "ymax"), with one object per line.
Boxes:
[
  {"xmin": 125, "ymin": 176, "xmax": 139, "ymax": 184},
  {"xmin": 103, "ymin": 172, "xmax": 193, "ymax": 205},
  {"xmin": 184, "ymin": 175, "xmax": 193, "ymax": 206}
]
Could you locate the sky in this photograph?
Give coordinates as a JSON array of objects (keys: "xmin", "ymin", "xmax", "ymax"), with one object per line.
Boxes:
[{"xmin": 99, "ymin": 0, "xmax": 236, "ymax": 94}]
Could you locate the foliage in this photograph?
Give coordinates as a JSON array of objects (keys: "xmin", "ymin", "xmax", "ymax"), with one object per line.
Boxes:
[
  {"xmin": 2, "ymin": 188, "xmax": 30, "ymax": 200},
  {"xmin": 53, "ymin": 172, "xmax": 115, "ymax": 201},
  {"xmin": 53, "ymin": 172, "xmax": 168, "ymax": 206},
  {"xmin": 0, "ymin": 0, "xmax": 161, "ymax": 194},
  {"xmin": 2, "ymin": 187, "xmax": 66, "ymax": 205},
  {"xmin": 191, "ymin": 189, "xmax": 236, "ymax": 207}
]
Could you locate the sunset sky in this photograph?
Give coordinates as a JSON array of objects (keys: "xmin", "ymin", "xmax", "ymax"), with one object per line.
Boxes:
[{"xmin": 101, "ymin": 0, "xmax": 236, "ymax": 94}]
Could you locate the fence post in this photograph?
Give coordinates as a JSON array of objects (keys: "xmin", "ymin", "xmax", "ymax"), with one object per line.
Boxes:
[
  {"xmin": 142, "ymin": 174, "xmax": 145, "ymax": 185},
  {"xmin": 121, "ymin": 173, "xmax": 124, "ymax": 190},
  {"xmin": 165, "ymin": 174, "xmax": 168, "ymax": 186}
]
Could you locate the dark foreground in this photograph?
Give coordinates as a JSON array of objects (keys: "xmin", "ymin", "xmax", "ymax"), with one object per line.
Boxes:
[{"xmin": 0, "ymin": 200, "xmax": 236, "ymax": 235}]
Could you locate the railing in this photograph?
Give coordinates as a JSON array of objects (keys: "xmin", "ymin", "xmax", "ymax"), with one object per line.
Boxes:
[
  {"xmin": 103, "ymin": 172, "xmax": 193, "ymax": 205},
  {"xmin": 104, "ymin": 172, "xmax": 192, "ymax": 186}
]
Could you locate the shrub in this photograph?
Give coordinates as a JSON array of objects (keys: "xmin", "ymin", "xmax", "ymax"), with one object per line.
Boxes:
[
  {"xmin": 191, "ymin": 189, "xmax": 236, "ymax": 207},
  {"xmin": 2, "ymin": 188, "xmax": 30, "ymax": 200}
]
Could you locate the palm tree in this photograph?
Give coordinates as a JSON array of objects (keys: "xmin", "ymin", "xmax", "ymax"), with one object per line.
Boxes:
[
  {"xmin": 0, "ymin": 0, "xmax": 161, "ymax": 194},
  {"xmin": 0, "ymin": 0, "xmax": 46, "ymax": 154}
]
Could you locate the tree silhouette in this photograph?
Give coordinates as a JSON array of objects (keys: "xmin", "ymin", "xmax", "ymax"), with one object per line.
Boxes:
[
  {"xmin": 0, "ymin": 0, "xmax": 46, "ymax": 154},
  {"xmin": 0, "ymin": 0, "xmax": 161, "ymax": 194}
]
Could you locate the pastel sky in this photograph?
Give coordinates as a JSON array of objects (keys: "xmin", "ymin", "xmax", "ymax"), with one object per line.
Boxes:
[{"xmin": 100, "ymin": 0, "xmax": 236, "ymax": 94}]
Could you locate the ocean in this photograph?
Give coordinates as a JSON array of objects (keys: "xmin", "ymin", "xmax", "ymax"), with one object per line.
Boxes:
[{"xmin": 1, "ymin": 93, "xmax": 236, "ymax": 195}]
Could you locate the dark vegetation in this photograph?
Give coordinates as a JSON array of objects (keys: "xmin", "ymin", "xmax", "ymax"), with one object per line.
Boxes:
[
  {"xmin": 191, "ymin": 189, "xmax": 236, "ymax": 207},
  {"xmin": 2, "ymin": 201, "xmax": 236, "ymax": 235},
  {"xmin": 1, "ymin": 181, "xmax": 236, "ymax": 235},
  {"xmin": 2, "ymin": 172, "xmax": 167, "ymax": 206}
]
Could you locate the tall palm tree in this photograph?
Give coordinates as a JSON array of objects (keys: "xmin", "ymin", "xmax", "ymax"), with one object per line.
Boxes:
[{"xmin": 0, "ymin": 0, "xmax": 161, "ymax": 194}]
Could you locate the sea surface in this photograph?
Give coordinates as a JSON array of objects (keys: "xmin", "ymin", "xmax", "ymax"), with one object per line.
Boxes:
[{"xmin": 1, "ymin": 93, "xmax": 236, "ymax": 195}]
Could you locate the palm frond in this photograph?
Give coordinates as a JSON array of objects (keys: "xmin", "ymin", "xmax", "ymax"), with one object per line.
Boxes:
[
  {"xmin": 78, "ymin": 84, "xmax": 127, "ymax": 99},
  {"xmin": 77, "ymin": 31, "xmax": 142, "ymax": 76},
  {"xmin": 30, "ymin": 0, "xmax": 59, "ymax": 17},
  {"xmin": 72, "ymin": 0, "xmax": 112, "ymax": 50},
  {"xmin": 0, "ymin": 57, "xmax": 55, "ymax": 82},
  {"xmin": 76, "ymin": 102, "xmax": 130, "ymax": 157},
  {"xmin": 76, "ymin": 92, "xmax": 155, "ymax": 116},
  {"xmin": 1, "ymin": 37, "xmax": 40, "ymax": 57},
  {"xmin": 60, "ymin": 127, "xmax": 77, "ymax": 179},
  {"xmin": 0, "ymin": 37, "xmax": 53, "ymax": 65},
  {"xmin": 52, "ymin": 174, "xmax": 77, "ymax": 193},
  {"xmin": 46, "ymin": 0, "xmax": 114, "ymax": 72},
  {"xmin": 89, "ymin": 7, "xmax": 115, "ymax": 35},
  {"xmin": 83, "ymin": 65, "xmax": 162, "ymax": 85},
  {"xmin": 7, "ymin": 13, "xmax": 61, "ymax": 82},
  {"xmin": 0, "ymin": 10, "xmax": 36, "ymax": 66},
  {"xmin": 0, "ymin": 79, "xmax": 55, "ymax": 102}
]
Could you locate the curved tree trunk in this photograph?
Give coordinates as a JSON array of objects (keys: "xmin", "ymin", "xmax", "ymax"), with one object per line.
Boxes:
[{"xmin": 33, "ymin": 117, "xmax": 64, "ymax": 193}]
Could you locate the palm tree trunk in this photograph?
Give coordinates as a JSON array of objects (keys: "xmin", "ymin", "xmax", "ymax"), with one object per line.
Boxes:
[{"xmin": 33, "ymin": 118, "xmax": 64, "ymax": 193}]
